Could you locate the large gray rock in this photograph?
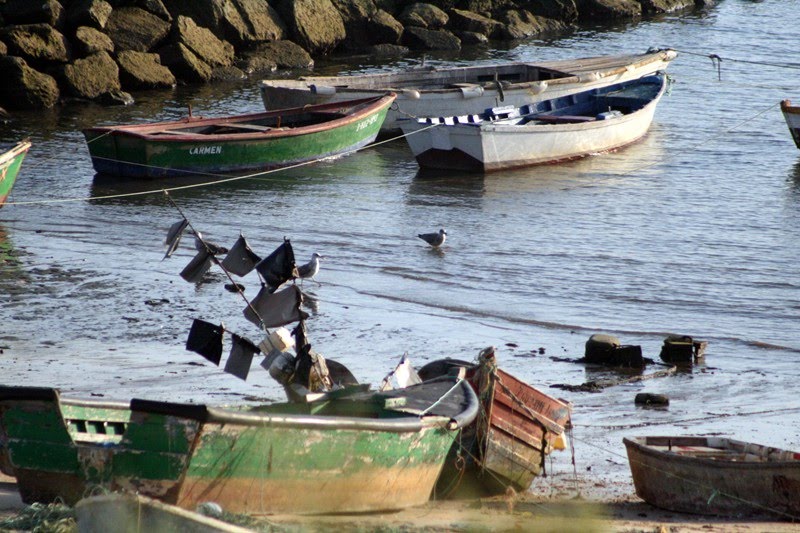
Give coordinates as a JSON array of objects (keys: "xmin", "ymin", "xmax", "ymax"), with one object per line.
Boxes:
[
  {"xmin": 174, "ymin": 16, "xmax": 234, "ymax": 67},
  {"xmin": 369, "ymin": 9, "xmax": 403, "ymax": 44},
  {"xmin": 368, "ymin": 43, "xmax": 408, "ymax": 58},
  {"xmin": 140, "ymin": 0, "xmax": 172, "ymax": 22},
  {"xmin": 158, "ymin": 42, "xmax": 212, "ymax": 82},
  {"xmin": 1, "ymin": 24, "xmax": 71, "ymax": 64},
  {"xmin": 334, "ymin": 0, "xmax": 378, "ymax": 50},
  {"xmin": 210, "ymin": 65, "xmax": 247, "ymax": 81},
  {"xmin": 62, "ymin": 50, "xmax": 120, "ymax": 99},
  {"xmin": 575, "ymin": 0, "xmax": 642, "ymax": 19},
  {"xmin": 239, "ymin": 40, "xmax": 314, "ymax": 73},
  {"xmin": 640, "ymin": 0, "xmax": 695, "ymax": 13},
  {"xmin": 497, "ymin": 10, "xmax": 570, "ymax": 39},
  {"xmin": 74, "ymin": 26, "xmax": 114, "ymax": 56},
  {"xmin": 161, "ymin": 0, "xmax": 287, "ymax": 47},
  {"xmin": 0, "ymin": 55, "xmax": 60, "ymax": 109},
  {"xmin": 399, "ymin": 3, "xmax": 448, "ymax": 29},
  {"xmin": 401, "ymin": 26, "xmax": 460, "ymax": 50},
  {"xmin": 106, "ymin": 7, "xmax": 171, "ymax": 52},
  {"xmin": 65, "ymin": 0, "xmax": 113, "ymax": 30},
  {"xmin": 520, "ymin": 0, "xmax": 578, "ymax": 21},
  {"xmin": 117, "ymin": 50, "xmax": 176, "ymax": 89},
  {"xmin": 1, "ymin": 0, "xmax": 65, "ymax": 28},
  {"xmin": 278, "ymin": 0, "xmax": 346, "ymax": 55},
  {"xmin": 447, "ymin": 8, "xmax": 503, "ymax": 39},
  {"xmin": 230, "ymin": 0, "xmax": 287, "ymax": 45}
]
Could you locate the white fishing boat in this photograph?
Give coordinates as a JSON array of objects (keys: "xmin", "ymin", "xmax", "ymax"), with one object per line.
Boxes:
[
  {"xmin": 260, "ymin": 49, "xmax": 677, "ymax": 134},
  {"xmin": 780, "ymin": 99, "xmax": 800, "ymax": 149},
  {"xmin": 399, "ymin": 72, "xmax": 668, "ymax": 172}
]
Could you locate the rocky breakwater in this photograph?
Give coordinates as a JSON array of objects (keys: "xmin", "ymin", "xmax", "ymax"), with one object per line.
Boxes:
[{"xmin": 0, "ymin": 0, "xmax": 716, "ymax": 111}]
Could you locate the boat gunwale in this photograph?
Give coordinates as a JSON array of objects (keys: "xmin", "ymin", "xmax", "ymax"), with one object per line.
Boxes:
[
  {"xmin": 258, "ymin": 50, "xmax": 676, "ymax": 97},
  {"xmin": 82, "ymin": 94, "xmax": 396, "ymax": 142},
  {"xmin": 402, "ymin": 72, "xmax": 667, "ymax": 135},
  {"xmin": 781, "ymin": 99, "xmax": 800, "ymax": 115},
  {"xmin": 0, "ymin": 141, "xmax": 31, "ymax": 167},
  {"xmin": 624, "ymin": 436, "xmax": 800, "ymax": 469},
  {"xmin": 29, "ymin": 378, "xmax": 479, "ymax": 434}
]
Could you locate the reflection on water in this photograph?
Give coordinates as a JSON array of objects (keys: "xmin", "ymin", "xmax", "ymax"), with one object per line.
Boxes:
[{"xmin": 788, "ymin": 160, "xmax": 800, "ymax": 195}]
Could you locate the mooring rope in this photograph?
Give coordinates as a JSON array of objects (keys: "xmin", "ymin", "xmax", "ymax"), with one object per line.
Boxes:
[{"xmin": 1, "ymin": 123, "xmax": 440, "ymax": 207}]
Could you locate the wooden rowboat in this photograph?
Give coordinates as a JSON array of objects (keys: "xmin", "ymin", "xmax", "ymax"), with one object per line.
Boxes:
[
  {"xmin": 624, "ymin": 436, "xmax": 800, "ymax": 518},
  {"xmin": 0, "ymin": 141, "xmax": 31, "ymax": 206},
  {"xmin": 260, "ymin": 49, "xmax": 676, "ymax": 135},
  {"xmin": 82, "ymin": 94, "xmax": 395, "ymax": 179},
  {"xmin": 0, "ymin": 377, "xmax": 477, "ymax": 514},
  {"xmin": 780, "ymin": 99, "xmax": 800, "ymax": 149},
  {"xmin": 400, "ymin": 72, "xmax": 668, "ymax": 172},
  {"xmin": 418, "ymin": 348, "xmax": 572, "ymax": 497}
]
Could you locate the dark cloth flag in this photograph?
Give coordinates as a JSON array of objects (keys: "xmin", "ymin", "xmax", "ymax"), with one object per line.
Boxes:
[
  {"xmin": 224, "ymin": 334, "xmax": 260, "ymax": 380},
  {"xmin": 180, "ymin": 249, "xmax": 213, "ymax": 283},
  {"xmin": 164, "ymin": 218, "xmax": 189, "ymax": 259},
  {"xmin": 255, "ymin": 239, "xmax": 296, "ymax": 293},
  {"xmin": 185, "ymin": 319, "xmax": 224, "ymax": 365},
  {"xmin": 220, "ymin": 234, "xmax": 261, "ymax": 276},
  {"xmin": 243, "ymin": 285, "xmax": 308, "ymax": 328}
]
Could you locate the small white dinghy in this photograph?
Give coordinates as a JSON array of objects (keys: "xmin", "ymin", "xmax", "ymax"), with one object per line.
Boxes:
[{"xmin": 400, "ymin": 72, "xmax": 668, "ymax": 173}]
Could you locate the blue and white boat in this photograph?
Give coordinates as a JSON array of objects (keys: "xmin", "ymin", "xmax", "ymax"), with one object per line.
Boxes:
[{"xmin": 400, "ymin": 72, "xmax": 669, "ymax": 173}]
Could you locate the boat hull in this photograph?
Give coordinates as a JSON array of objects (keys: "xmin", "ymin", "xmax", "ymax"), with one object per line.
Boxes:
[
  {"xmin": 418, "ymin": 358, "xmax": 571, "ymax": 497},
  {"xmin": 624, "ymin": 436, "xmax": 800, "ymax": 518},
  {"xmin": 260, "ymin": 50, "xmax": 677, "ymax": 134},
  {"xmin": 0, "ymin": 141, "xmax": 31, "ymax": 206},
  {"xmin": 402, "ymin": 73, "xmax": 666, "ymax": 172},
  {"xmin": 781, "ymin": 99, "xmax": 800, "ymax": 149},
  {"xmin": 83, "ymin": 95, "xmax": 394, "ymax": 179},
  {"xmin": 0, "ymin": 382, "xmax": 475, "ymax": 514}
]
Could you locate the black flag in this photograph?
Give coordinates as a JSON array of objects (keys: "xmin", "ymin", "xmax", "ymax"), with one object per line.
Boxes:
[
  {"xmin": 186, "ymin": 319, "xmax": 224, "ymax": 365},
  {"xmin": 221, "ymin": 234, "xmax": 261, "ymax": 276},
  {"xmin": 255, "ymin": 239, "xmax": 296, "ymax": 293}
]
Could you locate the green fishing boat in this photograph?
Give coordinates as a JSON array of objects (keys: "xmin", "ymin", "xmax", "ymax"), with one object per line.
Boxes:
[
  {"xmin": 0, "ymin": 141, "xmax": 31, "ymax": 206},
  {"xmin": 0, "ymin": 376, "xmax": 477, "ymax": 515},
  {"xmin": 82, "ymin": 94, "xmax": 395, "ymax": 179}
]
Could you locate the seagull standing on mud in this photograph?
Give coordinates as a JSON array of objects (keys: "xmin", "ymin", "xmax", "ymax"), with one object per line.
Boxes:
[
  {"xmin": 418, "ymin": 228, "xmax": 446, "ymax": 248},
  {"xmin": 297, "ymin": 252, "xmax": 323, "ymax": 285}
]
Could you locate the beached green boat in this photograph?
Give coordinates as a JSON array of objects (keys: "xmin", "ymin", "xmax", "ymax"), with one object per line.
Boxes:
[
  {"xmin": 0, "ymin": 377, "xmax": 477, "ymax": 515},
  {"xmin": 0, "ymin": 141, "xmax": 31, "ymax": 206},
  {"xmin": 82, "ymin": 94, "xmax": 395, "ymax": 179}
]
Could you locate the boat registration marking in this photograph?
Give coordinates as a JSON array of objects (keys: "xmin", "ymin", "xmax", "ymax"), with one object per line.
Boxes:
[
  {"xmin": 356, "ymin": 114, "xmax": 380, "ymax": 131},
  {"xmin": 189, "ymin": 146, "xmax": 223, "ymax": 155}
]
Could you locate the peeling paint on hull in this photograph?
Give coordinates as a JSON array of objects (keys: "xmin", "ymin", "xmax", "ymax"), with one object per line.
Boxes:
[{"xmin": 0, "ymin": 381, "xmax": 478, "ymax": 514}]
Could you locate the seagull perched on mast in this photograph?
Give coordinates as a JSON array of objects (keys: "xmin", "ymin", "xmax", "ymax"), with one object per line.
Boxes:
[
  {"xmin": 418, "ymin": 228, "xmax": 446, "ymax": 248},
  {"xmin": 297, "ymin": 252, "xmax": 323, "ymax": 284}
]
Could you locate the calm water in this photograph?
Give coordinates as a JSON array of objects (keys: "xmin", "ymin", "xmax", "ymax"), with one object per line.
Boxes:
[{"xmin": 1, "ymin": 0, "xmax": 799, "ymax": 494}]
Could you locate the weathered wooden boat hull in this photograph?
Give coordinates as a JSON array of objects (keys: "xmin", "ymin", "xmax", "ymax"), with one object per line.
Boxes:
[
  {"xmin": 75, "ymin": 493, "xmax": 253, "ymax": 533},
  {"xmin": 0, "ymin": 380, "xmax": 477, "ymax": 514},
  {"xmin": 780, "ymin": 99, "xmax": 800, "ymax": 149},
  {"xmin": 83, "ymin": 95, "xmax": 394, "ymax": 179},
  {"xmin": 624, "ymin": 436, "xmax": 800, "ymax": 518},
  {"xmin": 0, "ymin": 141, "xmax": 31, "ymax": 206},
  {"xmin": 418, "ymin": 358, "xmax": 571, "ymax": 497},
  {"xmin": 260, "ymin": 50, "xmax": 677, "ymax": 133},
  {"xmin": 401, "ymin": 73, "xmax": 667, "ymax": 172}
]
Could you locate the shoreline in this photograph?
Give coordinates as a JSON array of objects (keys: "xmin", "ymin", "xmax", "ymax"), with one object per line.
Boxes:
[{"xmin": 1, "ymin": 474, "xmax": 798, "ymax": 532}]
